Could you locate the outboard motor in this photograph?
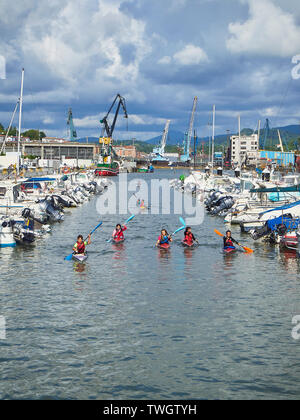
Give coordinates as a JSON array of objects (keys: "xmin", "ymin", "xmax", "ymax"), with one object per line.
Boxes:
[
  {"xmin": 251, "ymin": 224, "xmax": 271, "ymax": 241},
  {"xmin": 22, "ymin": 208, "xmax": 45, "ymax": 226},
  {"xmin": 217, "ymin": 167, "xmax": 223, "ymax": 176},
  {"xmin": 38, "ymin": 198, "xmax": 64, "ymax": 222},
  {"xmin": 262, "ymin": 168, "xmax": 271, "ymax": 182},
  {"xmin": 205, "ymin": 166, "xmax": 210, "ymax": 175},
  {"xmin": 52, "ymin": 195, "xmax": 71, "ymax": 208},
  {"xmin": 235, "ymin": 167, "xmax": 241, "ymax": 178}
]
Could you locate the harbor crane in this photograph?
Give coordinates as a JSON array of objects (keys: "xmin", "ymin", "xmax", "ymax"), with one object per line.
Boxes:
[
  {"xmin": 100, "ymin": 94, "xmax": 128, "ymax": 142},
  {"xmin": 152, "ymin": 120, "xmax": 171, "ymax": 161},
  {"xmin": 181, "ymin": 96, "xmax": 198, "ymax": 162},
  {"xmin": 67, "ymin": 108, "xmax": 77, "ymax": 142},
  {"xmin": 99, "ymin": 94, "xmax": 128, "ymax": 161}
]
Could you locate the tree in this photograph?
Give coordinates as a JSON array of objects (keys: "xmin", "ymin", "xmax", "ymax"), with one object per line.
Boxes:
[
  {"xmin": 7, "ymin": 126, "xmax": 17, "ymax": 136},
  {"xmin": 0, "ymin": 122, "xmax": 4, "ymax": 133},
  {"xmin": 21, "ymin": 129, "xmax": 47, "ymax": 141},
  {"xmin": 22, "ymin": 129, "xmax": 40, "ymax": 140}
]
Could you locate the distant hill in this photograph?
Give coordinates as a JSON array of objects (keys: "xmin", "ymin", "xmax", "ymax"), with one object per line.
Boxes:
[
  {"xmin": 146, "ymin": 130, "xmax": 185, "ymax": 146},
  {"xmin": 76, "ymin": 124, "xmax": 300, "ymax": 152}
]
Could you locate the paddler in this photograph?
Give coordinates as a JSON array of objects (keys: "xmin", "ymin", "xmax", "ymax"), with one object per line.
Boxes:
[
  {"xmin": 73, "ymin": 234, "xmax": 91, "ymax": 255},
  {"xmin": 112, "ymin": 224, "xmax": 127, "ymax": 241},
  {"xmin": 156, "ymin": 229, "xmax": 172, "ymax": 247},
  {"xmin": 183, "ymin": 227, "xmax": 196, "ymax": 246},
  {"xmin": 223, "ymin": 230, "xmax": 238, "ymax": 250}
]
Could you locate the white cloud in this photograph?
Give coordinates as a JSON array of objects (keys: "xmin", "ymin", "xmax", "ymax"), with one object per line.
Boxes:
[
  {"xmin": 3, "ymin": 0, "xmax": 151, "ymax": 90},
  {"xmin": 74, "ymin": 113, "xmax": 169, "ymax": 129},
  {"xmin": 227, "ymin": 0, "xmax": 300, "ymax": 57},
  {"xmin": 158, "ymin": 56, "xmax": 172, "ymax": 65},
  {"xmin": 173, "ymin": 44, "xmax": 208, "ymax": 65},
  {"xmin": 158, "ymin": 44, "xmax": 208, "ymax": 66}
]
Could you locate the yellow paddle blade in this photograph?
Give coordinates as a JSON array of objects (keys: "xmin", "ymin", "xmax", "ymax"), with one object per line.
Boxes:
[{"xmin": 214, "ymin": 229, "xmax": 224, "ymax": 238}]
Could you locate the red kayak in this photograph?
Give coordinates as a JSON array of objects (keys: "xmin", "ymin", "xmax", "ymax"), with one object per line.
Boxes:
[
  {"xmin": 182, "ymin": 241, "xmax": 198, "ymax": 248},
  {"xmin": 223, "ymin": 247, "xmax": 237, "ymax": 254},
  {"xmin": 113, "ymin": 238, "xmax": 125, "ymax": 244},
  {"xmin": 158, "ymin": 243, "xmax": 171, "ymax": 250}
]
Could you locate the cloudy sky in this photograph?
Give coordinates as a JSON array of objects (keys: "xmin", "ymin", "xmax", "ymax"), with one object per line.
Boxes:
[{"xmin": 0, "ymin": 0, "xmax": 300, "ymax": 141}]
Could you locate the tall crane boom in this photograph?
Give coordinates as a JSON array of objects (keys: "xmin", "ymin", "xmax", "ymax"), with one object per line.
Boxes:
[
  {"xmin": 188, "ymin": 96, "xmax": 198, "ymax": 140},
  {"xmin": 152, "ymin": 120, "xmax": 171, "ymax": 161},
  {"xmin": 67, "ymin": 108, "xmax": 77, "ymax": 141},
  {"xmin": 100, "ymin": 93, "xmax": 128, "ymax": 139},
  {"xmin": 161, "ymin": 119, "xmax": 170, "ymax": 152}
]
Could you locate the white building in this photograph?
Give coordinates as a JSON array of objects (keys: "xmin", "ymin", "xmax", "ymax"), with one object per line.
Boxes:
[{"xmin": 231, "ymin": 134, "xmax": 259, "ymax": 165}]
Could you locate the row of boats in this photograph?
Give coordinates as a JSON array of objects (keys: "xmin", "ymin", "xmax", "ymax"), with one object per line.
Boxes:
[
  {"xmin": 0, "ymin": 172, "xmax": 110, "ymax": 248},
  {"xmin": 170, "ymin": 168, "xmax": 300, "ymax": 255}
]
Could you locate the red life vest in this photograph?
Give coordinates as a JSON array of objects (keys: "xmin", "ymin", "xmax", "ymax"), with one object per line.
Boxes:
[
  {"xmin": 184, "ymin": 233, "xmax": 194, "ymax": 245},
  {"xmin": 114, "ymin": 226, "xmax": 127, "ymax": 240},
  {"xmin": 76, "ymin": 241, "xmax": 85, "ymax": 254},
  {"xmin": 224, "ymin": 237, "xmax": 234, "ymax": 248}
]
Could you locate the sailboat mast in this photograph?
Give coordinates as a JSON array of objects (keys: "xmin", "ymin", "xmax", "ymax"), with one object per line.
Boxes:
[
  {"xmin": 211, "ymin": 105, "xmax": 215, "ymax": 170},
  {"xmin": 17, "ymin": 68, "xmax": 24, "ymax": 176}
]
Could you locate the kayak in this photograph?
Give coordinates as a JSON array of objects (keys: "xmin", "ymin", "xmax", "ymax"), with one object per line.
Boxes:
[
  {"xmin": 72, "ymin": 253, "xmax": 88, "ymax": 262},
  {"xmin": 112, "ymin": 238, "xmax": 125, "ymax": 244},
  {"xmin": 223, "ymin": 247, "xmax": 237, "ymax": 255},
  {"xmin": 182, "ymin": 241, "xmax": 198, "ymax": 248},
  {"xmin": 157, "ymin": 243, "xmax": 171, "ymax": 250}
]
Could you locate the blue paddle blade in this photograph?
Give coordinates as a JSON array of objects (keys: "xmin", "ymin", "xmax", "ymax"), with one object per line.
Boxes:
[
  {"xmin": 179, "ymin": 217, "xmax": 186, "ymax": 227},
  {"xmin": 64, "ymin": 253, "xmax": 73, "ymax": 261},
  {"xmin": 125, "ymin": 215, "xmax": 135, "ymax": 224}
]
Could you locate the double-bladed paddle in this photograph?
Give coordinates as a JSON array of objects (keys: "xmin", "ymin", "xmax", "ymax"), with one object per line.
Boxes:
[
  {"xmin": 64, "ymin": 222, "xmax": 103, "ymax": 261},
  {"xmin": 214, "ymin": 229, "xmax": 254, "ymax": 254},
  {"xmin": 107, "ymin": 215, "xmax": 135, "ymax": 243}
]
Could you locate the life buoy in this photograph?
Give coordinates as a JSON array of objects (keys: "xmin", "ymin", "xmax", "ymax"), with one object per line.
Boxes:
[{"xmin": 63, "ymin": 167, "xmax": 70, "ymax": 174}]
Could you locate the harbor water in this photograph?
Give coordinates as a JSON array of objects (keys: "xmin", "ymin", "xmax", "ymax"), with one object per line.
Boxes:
[{"xmin": 1, "ymin": 170, "xmax": 300, "ymax": 400}]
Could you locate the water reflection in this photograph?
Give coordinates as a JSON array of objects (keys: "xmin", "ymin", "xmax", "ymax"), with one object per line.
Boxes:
[
  {"xmin": 73, "ymin": 261, "xmax": 87, "ymax": 274},
  {"xmin": 279, "ymin": 250, "xmax": 300, "ymax": 274}
]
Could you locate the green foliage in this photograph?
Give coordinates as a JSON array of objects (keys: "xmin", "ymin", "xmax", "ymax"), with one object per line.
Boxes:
[
  {"xmin": 7, "ymin": 126, "xmax": 17, "ymax": 136},
  {"xmin": 24, "ymin": 155, "xmax": 37, "ymax": 160},
  {"xmin": 22, "ymin": 129, "xmax": 41, "ymax": 140},
  {"xmin": 0, "ymin": 122, "xmax": 5, "ymax": 133}
]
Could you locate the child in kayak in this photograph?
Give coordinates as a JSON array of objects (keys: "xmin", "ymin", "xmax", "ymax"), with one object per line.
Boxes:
[
  {"xmin": 73, "ymin": 234, "xmax": 91, "ymax": 255},
  {"xmin": 223, "ymin": 230, "xmax": 238, "ymax": 250},
  {"xmin": 112, "ymin": 224, "xmax": 127, "ymax": 241},
  {"xmin": 183, "ymin": 227, "xmax": 196, "ymax": 246},
  {"xmin": 156, "ymin": 229, "xmax": 172, "ymax": 247}
]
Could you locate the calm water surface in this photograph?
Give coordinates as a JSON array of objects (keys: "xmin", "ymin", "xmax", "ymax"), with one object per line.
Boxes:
[{"xmin": 1, "ymin": 170, "xmax": 300, "ymax": 400}]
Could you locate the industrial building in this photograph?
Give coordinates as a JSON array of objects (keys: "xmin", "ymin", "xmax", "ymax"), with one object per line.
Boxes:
[{"xmin": 259, "ymin": 150, "xmax": 295, "ymax": 167}]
